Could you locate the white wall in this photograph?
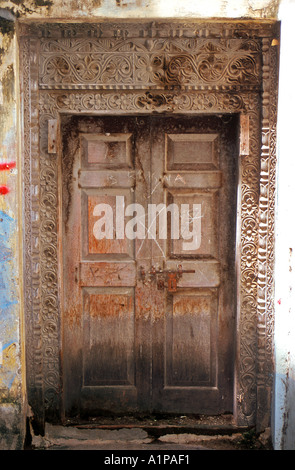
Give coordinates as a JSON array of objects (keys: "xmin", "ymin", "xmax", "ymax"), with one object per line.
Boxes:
[
  {"xmin": 274, "ymin": 0, "xmax": 295, "ymax": 451},
  {"xmin": 0, "ymin": 0, "xmax": 279, "ymax": 19}
]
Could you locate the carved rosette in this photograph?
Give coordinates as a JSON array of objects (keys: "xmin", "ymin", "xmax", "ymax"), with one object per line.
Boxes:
[{"xmin": 20, "ymin": 21, "xmax": 279, "ymax": 429}]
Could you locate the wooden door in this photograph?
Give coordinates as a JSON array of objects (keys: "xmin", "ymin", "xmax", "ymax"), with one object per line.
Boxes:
[
  {"xmin": 61, "ymin": 114, "xmax": 238, "ymax": 418},
  {"xmin": 149, "ymin": 116, "xmax": 238, "ymax": 414}
]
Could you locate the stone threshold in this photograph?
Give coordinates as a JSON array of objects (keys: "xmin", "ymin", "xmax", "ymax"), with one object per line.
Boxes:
[
  {"xmin": 73, "ymin": 423, "xmax": 250, "ymax": 439},
  {"xmin": 27, "ymin": 422, "xmax": 272, "ymax": 450}
]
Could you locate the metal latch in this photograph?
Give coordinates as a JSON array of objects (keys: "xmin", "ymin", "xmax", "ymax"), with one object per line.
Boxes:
[{"xmin": 139, "ymin": 264, "xmax": 195, "ymax": 293}]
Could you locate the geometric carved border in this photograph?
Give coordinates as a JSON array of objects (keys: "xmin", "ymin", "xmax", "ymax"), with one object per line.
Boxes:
[{"xmin": 19, "ymin": 20, "xmax": 279, "ymax": 432}]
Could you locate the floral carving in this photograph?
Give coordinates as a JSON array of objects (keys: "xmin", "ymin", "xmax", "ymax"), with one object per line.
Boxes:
[
  {"xmin": 39, "ymin": 36, "xmax": 261, "ymax": 90},
  {"xmin": 166, "ymin": 53, "xmax": 259, "ymax": 86},
  {"xmin": 134, "ymin": 54, "xmax": 165, "ymax": 85}
]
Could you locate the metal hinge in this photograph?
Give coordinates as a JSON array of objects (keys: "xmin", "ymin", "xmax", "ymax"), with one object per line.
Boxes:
[
  {"xmin": 48, "ymin": 119, "xmax": 58, "ymax": 154},
  {"xmin": 240, "ymin": 114, "xmax": 249, "ymax": 156}
]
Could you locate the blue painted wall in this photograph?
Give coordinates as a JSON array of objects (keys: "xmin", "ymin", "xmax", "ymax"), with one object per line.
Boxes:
[{"xmin": 0, "ymin": 210, "xmax": 18, "ymax": 392}]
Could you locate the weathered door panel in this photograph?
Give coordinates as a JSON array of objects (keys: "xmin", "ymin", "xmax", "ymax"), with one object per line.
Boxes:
[
  {"xmin": 62, "ymin": 116, "xmax": 151, "ymax": 415},
  {"xmin": 150, "ymin": 116, "xmax": 238, "ymax": 414},
  {"xmin": 61, "ymin": 114, "xmax": 238, "ymax": 417}
]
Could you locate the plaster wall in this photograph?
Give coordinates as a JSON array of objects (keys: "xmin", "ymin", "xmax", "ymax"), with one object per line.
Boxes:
[
  {"xmin": 0, "ymin": 0, "xmax": 290, "ymax": 450},
  {"xmin": 0, "ymin": 19, "xmax": 24, "ymax": 449},
  {"xmin": 0, "ymin": 0, "xmax": 280, "ymax": 20},
  {"xmin": 273, "ymin": 0, "xmax": 295, "ymax": 451}
]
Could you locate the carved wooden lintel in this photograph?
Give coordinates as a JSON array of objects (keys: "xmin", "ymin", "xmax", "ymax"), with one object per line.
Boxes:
[{"xmin": 18, "ymin": 20, "xmax": 279, "ymax": 40}]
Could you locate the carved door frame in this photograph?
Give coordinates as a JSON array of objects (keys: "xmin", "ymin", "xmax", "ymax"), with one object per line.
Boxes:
[{"xmin": 19, "ymin": 20, "xmax": 279, "ymax": 433}]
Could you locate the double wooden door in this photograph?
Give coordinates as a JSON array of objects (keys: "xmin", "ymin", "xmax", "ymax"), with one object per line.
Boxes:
[{"xmin": 61, "ymin": 114, "xmax": 238, "ymax": 418}]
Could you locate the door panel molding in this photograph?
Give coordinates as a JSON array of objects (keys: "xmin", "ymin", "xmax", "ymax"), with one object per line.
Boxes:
[{"xmin": 19, "ymin": 20, "xmax": 279, "ymax": 431}]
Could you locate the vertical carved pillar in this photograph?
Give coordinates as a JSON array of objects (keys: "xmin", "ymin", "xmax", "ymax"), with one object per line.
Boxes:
[
  {"xmin": 39, "ymin": 110, "xmax": 61, "ymax": 421},
  {"xmin": 256, "ymin": 36, "xmax": 279, "ymax": 431},
  {"xmin": 20, "ymin": 36, "xmax": 44, "ymax": 434},
  {"xmin": 235, "ymin": 96, "xmax": 261, "ymax": 427}
]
